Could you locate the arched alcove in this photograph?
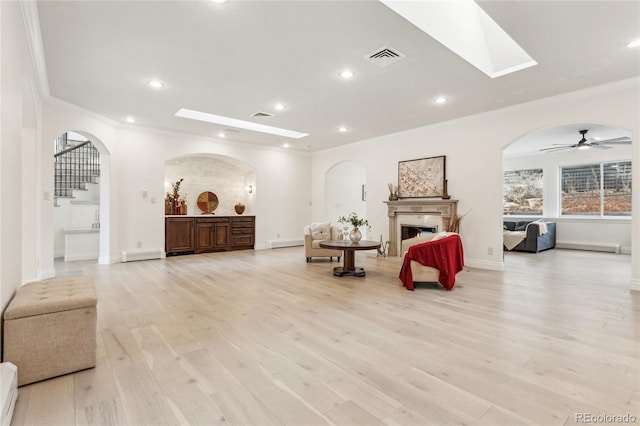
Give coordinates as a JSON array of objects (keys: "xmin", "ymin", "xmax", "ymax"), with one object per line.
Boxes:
[
  {"xmin": 502, "ymin": 122, "xmax": 632, "ymax": 262},
  {"xmin": 325, "ymin": 161, "xmax": 367, "ymax": 236},
  {"xmin": 164, "ymin": 154, "xmax": 256, "ymax": 216}
]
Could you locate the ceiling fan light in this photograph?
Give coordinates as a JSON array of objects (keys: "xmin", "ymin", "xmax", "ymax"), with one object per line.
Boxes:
[{"xmin": 578, "ymin": 145, "xmax": 590, "ymax": 150}]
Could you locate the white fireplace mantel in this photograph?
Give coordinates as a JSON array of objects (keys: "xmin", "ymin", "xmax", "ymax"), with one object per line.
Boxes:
[{"xmin": 384, "ymin": 199, "xmax": 458, "ymax": 256}]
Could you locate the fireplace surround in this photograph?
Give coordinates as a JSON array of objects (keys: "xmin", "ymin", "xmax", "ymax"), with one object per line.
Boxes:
[{"xmin": 384, "ymin": 199, "xmax": 458, "ymax": 256}]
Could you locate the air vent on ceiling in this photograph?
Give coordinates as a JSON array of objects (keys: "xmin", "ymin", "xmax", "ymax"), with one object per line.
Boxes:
[
  {"xmin": 365, "ymin": 46, "xmax": 405, "ymax": 68},
  {"xmin": 252, "ymin": 111, "xmax": 274, "ymax": 118}
]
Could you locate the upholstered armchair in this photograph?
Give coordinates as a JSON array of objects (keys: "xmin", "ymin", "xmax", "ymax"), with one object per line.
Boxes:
[
  {"xmin": 304, "ymin": 223, "xmax": 343, "ymax": 262},
  {"xmin": 399, "ymin": 232, "xmax": 464, "ymax": 290},
  {"xmin": 401, "ymin": 234, "xmax": 440, "ymax": 283}
]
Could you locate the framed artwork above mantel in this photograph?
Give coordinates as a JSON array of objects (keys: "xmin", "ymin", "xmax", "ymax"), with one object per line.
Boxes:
[{"xmin": 397, "ymin": 155, "xmax": 446, "ymax": 198}]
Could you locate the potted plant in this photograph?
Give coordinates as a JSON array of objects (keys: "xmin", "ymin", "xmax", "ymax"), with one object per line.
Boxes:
[{"xmin": 338, "ymin": 212, "xmax": 370, "ymax": 243}]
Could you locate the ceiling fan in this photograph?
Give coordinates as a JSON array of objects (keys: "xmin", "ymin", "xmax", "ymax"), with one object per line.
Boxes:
[{"xmin": 540, "ymin": 129, "xmax": 631, "ymax": 152}]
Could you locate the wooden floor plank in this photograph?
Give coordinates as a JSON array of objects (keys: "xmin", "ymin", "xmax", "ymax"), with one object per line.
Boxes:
[
  {"xmin": 21, "ymin": 375, "xmax": 75, "ymax": 426},
  {"xmin": 78, "ymin": 397, "xmax": 127, "ymax": 426},
  {"xmin": 112, "ymin": 362, "xmax": 179, "ymax": 426},
  {"xmin": 11, "ymin": 247, "xmax": 638, "ymax": 426}
]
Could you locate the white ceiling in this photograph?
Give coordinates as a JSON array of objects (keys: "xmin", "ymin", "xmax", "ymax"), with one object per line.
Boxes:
[{"xmin": 36, "ymin": 0, "xmax": 640, "ymax": 152}]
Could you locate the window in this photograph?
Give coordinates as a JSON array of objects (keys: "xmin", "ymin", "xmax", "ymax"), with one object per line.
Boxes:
[
  {"xmin": 503, "ymin": 168, "xmax": 543, "ymax": 215},
  {"xmin": 561, "ymin": 161, "xmax": 631, "ymax": 216}
]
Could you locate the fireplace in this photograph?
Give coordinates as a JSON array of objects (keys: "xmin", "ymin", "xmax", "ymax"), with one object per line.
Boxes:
[
  {"xmin": 401, "ymin": 225, "xmax": 438, "ymax": 240},
  {"xmin": 384, "ymin": 199, "xmax": 458, "ymax": 256}
]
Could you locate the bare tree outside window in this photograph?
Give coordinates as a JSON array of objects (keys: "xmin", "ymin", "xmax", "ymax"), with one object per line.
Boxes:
[
  {"xmin": 604, "ymin": 162, "xmax": 632, "ymax": 216},
  {"xmin": 503, "ymin": 169, "xmax": 543, "ymax": 215},
  {"xmin": 561, "ymin": 161, "xmax": 631, "ymax": 216}
]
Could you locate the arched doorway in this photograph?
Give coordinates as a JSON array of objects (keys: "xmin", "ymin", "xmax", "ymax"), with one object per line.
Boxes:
[
  {"xmin": 52, "ymin": 131, "xmax": 111, "ymax": 268},
  {"xmin": 325, "ymin": 161, "xmax": 367, "ymax": 237},
  {"xmin": 502, "ymin": 122, "xmax": 632, "ymax": 264}
]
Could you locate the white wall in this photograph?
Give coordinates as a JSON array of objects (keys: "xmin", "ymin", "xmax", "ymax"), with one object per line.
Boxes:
[
  {"xmin": 311, "ymin": 78, "xmax": 640, "ymax": 288},
  {"xmin": 1, "ymin": 1, "xmax": 45, "ymax": 341}
]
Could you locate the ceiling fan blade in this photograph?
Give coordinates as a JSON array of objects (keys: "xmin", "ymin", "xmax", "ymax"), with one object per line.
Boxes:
[
  {"xmin": 589, "ymin": 144, "xmax": 611, "ymax": 150},
  {"xmin": 540, "ymin": 146, "xmax": 573, "ymax": 152},
  {"xmin": 600, "ymin": 140, "xmax": 632, "ymax": 146},
  {"xmin": 598, "ymin": 136, "xmax": 631, "ymax": 143}
]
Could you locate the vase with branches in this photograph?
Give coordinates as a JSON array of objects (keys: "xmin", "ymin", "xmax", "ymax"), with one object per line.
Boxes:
[
  {"xmin": 445, "ymin": 210, "xmax": 469, "ymax": 233},
  {"xmin": 338, "ymin": 212, "xmax": 370, "ymax": 243},
  {"xmin": 165, "ymin": 178, "xmax": 185, "ymax": 215}
]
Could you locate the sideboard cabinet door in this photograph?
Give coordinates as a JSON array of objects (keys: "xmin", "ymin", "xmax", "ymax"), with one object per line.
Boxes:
[
  {"xmin": 195, "ymin": 217, "xmax": 231, "ymax": 253},
  {"xmin": 165, "ymin": 217, "xmax": 195, "ymax": 254}
]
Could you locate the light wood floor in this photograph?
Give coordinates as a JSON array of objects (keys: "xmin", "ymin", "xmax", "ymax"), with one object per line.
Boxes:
[{"xmin": 11, "ymin": 248, "xmax": 639, "ymax": 426}]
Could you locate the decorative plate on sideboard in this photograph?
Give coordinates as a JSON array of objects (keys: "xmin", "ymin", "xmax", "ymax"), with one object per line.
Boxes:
[{"xmin": 197, "ymin": 191, "xmax": 219, "ymax": 214}]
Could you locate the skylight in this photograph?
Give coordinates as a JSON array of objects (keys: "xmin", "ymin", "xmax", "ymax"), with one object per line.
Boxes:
[
  {"xmin": 379, "ymin": 0, "xmax": 537, "ymax": 78},
  {"xmin": 175, "ymin": 108, "xmax": 309, "ymax": 139}
]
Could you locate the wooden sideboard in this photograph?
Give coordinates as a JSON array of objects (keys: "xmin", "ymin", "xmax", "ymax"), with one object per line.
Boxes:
[{"xmin": 165, "ymin": 216, "xmax": 255, "ymax": 256}]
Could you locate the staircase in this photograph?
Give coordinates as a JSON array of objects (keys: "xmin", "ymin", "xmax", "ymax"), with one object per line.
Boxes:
[
  {"xmin": 53, "ymin": 133, "xmax": 101, "ymax": 260},
  {"xmin": 54, "ymin": 133, "xmax": 100, "ymax": 200}
]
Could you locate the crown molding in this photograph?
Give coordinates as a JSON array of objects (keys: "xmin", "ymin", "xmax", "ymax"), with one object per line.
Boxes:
[{"xmin": 20, "ymin": 0, "xmax": 50, "ymax": 98}]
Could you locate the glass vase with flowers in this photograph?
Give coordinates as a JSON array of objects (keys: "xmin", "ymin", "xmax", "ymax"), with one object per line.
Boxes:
[{"xmin": 338, "ymin": 212, "xmax": 370, "ymax": 243}]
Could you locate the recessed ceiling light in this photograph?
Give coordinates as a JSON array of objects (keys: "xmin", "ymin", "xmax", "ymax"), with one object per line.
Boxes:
[
  {"xmin": 125, "ymin": 117, "xmax": 136, "ymax": 123},
  {"xmin": 339, "ymin": 70, "xmax": 355, "ymax": 79},
  {"xmin": 435, "ymin": 96, "xmax": 448, "ymax": 104},
  {"xmin": 210, "ymin": 0, "xmax": 227, "ymax": 3},
  {"xmin": 338, "ymin": 126, "xmax": 349, "ymax": 132},
  {"xmin": 218, "ymin": 132, "xmax": 226, "ymax": 138},
  {"xmin": 274, "ymin": 103, "xmax": 286, "ymax": 111},
  {"xmin": 627, "ymin": 38, "xmax": 640, "ymax": 48},
  {"xmin": 175, "ymin": 108, "xmax": 309, "ymax": 139},
  {"xmin": 282, "ymin": 142, "xmax": 290, "ymax": 148},
  {"xmin": 147, "ymin": 80, "xmax": 164, "ymax": 89}
]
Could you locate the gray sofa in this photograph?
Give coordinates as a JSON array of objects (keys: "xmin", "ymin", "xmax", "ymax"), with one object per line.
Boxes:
[{"xmin": 503, "ymin": 220, "xmax": 556, "ymax": 253}]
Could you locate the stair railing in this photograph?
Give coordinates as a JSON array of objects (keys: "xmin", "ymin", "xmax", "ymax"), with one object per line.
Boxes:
[{"xmin": 54, "ymin": 139, "xmax": 100, "ymax": 198}]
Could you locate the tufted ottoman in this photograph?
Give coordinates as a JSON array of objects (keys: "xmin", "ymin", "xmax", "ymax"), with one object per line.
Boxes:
[{"xmin": 2, "ymin": 276, "xmax": 97, "ymax": 386}]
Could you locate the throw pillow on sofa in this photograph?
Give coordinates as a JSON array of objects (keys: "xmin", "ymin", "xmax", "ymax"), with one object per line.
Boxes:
[{"xmin": 310, "ymin": 222, "xmax": 331, "ymax": 240}]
